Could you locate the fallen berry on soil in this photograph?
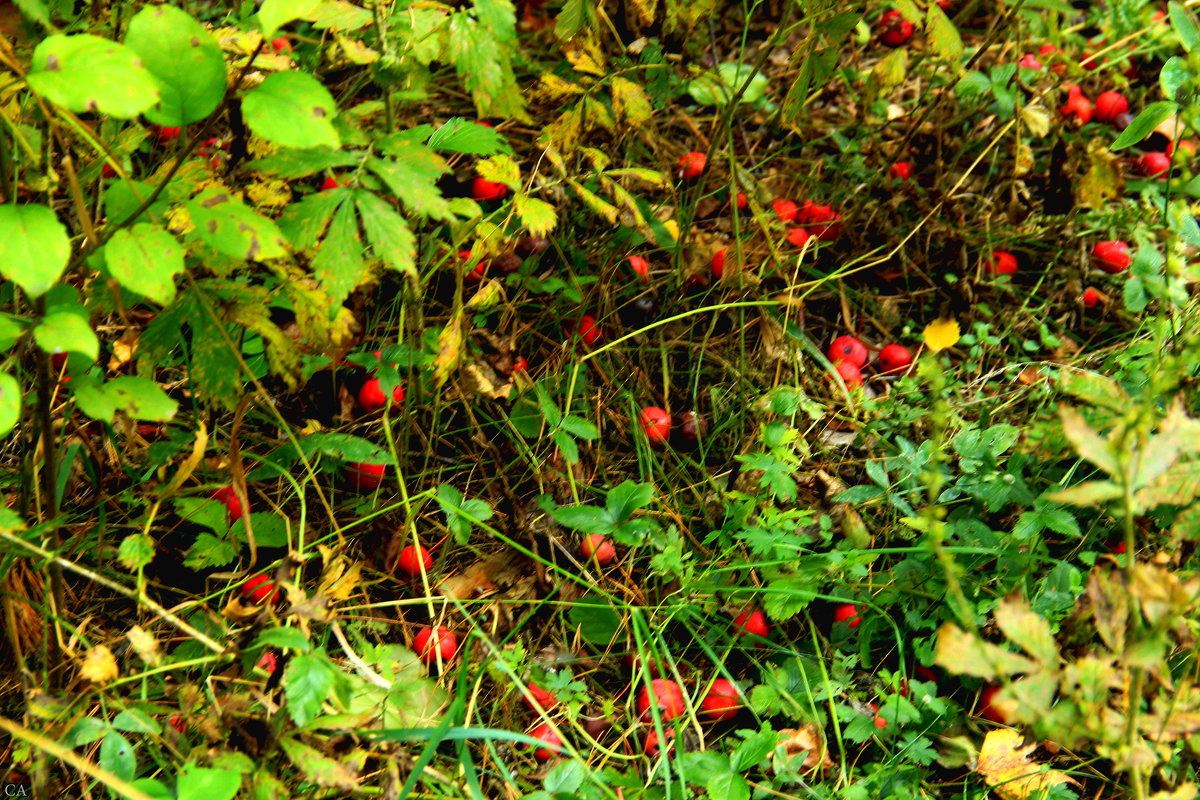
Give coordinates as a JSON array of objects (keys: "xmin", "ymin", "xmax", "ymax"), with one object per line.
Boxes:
[
  {"xmin": 414, "ymin": 625, "xmax": 458, "ymax": 666},
  {"xmin": 271, "ymin": 36, "xmax": 292, "ymax": 54},
  {"xmin": 358, "ymin": 377, "xmax": 405, "ymax": 413},
  {"xmin": 797, "ymin": 201, "xmax": 843, "ymax": 241},
  {"xmin": 878, "ymin": 10, "xmax": 913, "ymax": 46},
  {"xmin": 877, "ymin": 344, "xmax": 913, "ymax": 374},
  {"xmin": 676, "ymin": 151, "xmax": 706, "ymax": 181},
  {"xmin": 1092, "ymin": 91, "xmax": 1129, "ymax": 124},
  {"xmin": 835, "ymin": 361, "xmax": 863, "ymax": 388},
  {"xmin": 1082, "ymin": 287, "xmax": 1102, "ymax": 307},
  {"xmin": 773, "ymin": 198, "xmax": 798, "ymax": 223},
  {"xmin": 735, "ymin": 191, "xmax": 748, "ymax": 211},
  {"xmin": 627, "ymin": 255, "xmax": 651, "ymax": 282},
  {"xmin": 644, "ymin": 727, "xmax": 677, "ymax": 757},
  {"xmin": 711, "ymin": 248, "xmax": 727, "ymax": 279},
  {"xmin": 524, "ymin": 684, "xmax": 559, "ymax": 712},
  {"xmin": 1138, "ymin": 151, "xmax": 1171, "ymax": 178},
  {"xmin": 639, "ymin": 406, "xmax": 672, "ymax": 444},
  {"xmin": 347, "ymin": 462, "xmax": 386, "ymax": 490},
  {"xmin": 515, "ymin": 235, "xmax": 549, "ymax": 256},
  {"xmin": 1060, "ymin": 85, "xmax": 1092, "ymax": 125},
  {"xmin": 1018, "ymin": 53, "xmax": 1042, "ymax": 70},
  {"xmin": 154, "ymin": 125, "xmax": 182, "ymax": 142},
  {"xmin": 700, "ymin": 679, "xmax": 741, "ymax": 721},
  {"xmin": 576, "ymin": 315, "xmax": 600, "ymax": 347},
  {"xmin": 240, "ymin": 574, "xmax": 279, "ymax": 606},
  {"xmin": 581, "ymin": 533, "xmax": 616, "ymax": 566},
  {"xmin": 1091, "ymin": 240, "xmax": 1131, "ymax": 274},
  {"xmin": 637, "ymin": 678, "xmax": 687, "ymax": 721},
  {"xmin": 889, "ymin": 161, "xmax": 913, "ymax": 180},
  {"xmin": 396, "ymin": 544, "xmax": 433, "ymax": 577},
  {"xmin": 733, "ymin": 609, "xmax": 769, "ymax": 640},
  {"xmin": 828, "ymin": 335, "xmax": 869, "ymax": 368},
  {"xmin": 472, "ymin": 177, "xmax": 509, "ymax": 202},
  {"xmin": 786, "ymin": 227, "xmax": 813, "ymax": 247},
  {"xmin": 257, "ymin": 651, "xmax": 278, "ymax": 674},
  {"xmin": 988, "ymin": 250, "xmax": 1018, "ymax": 275}
]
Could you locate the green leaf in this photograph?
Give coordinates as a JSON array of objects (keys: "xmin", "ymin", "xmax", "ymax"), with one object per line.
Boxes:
[
  {"xmin": 247, "ymin": 147, "xmax": 359, "ymax": 179},
  {"xmin": 27, "ymin": 34, "xmax": 159, "ymax": 118},
  {"xmin": 117, "ymin": 533, "xmax": 156, "ymax": 571},
  {"xmin": 297, "ymin": 432, "xmax": 389, "ymax": 463},
  {"xmin": 552, "ymin": 428, "xmax": 579, "ymax": 464},
  {"xmin": 104, "ymin": 224, "xmax": 184, "ymax": 304},
  {"xmin": 254, "ymin": 626, "xmax": 312, "ymax": 653},
  {"xmin": 177, "ymin": 764, "xmax": 240, "ymax": 800},
  {"xmin": 554, "ymin": 0, "xmax": 594, "ymax": 38},
  {"xmin": 925, "ymin": 3, "xmax": 963, "ymax": 63},
  {"xmin": 367, "ymin": 150, "xmax": 452, "ymax": 220},
  {"xmin": 543, "ymin": 760, "xmax": 585, "ymax": 795},
  {"xmin": 729, "ymin": 724, "xmax": 777, "ymax": 772},
  {"xmin": 0, "ymin": 203, "xmax": 70, "ymax": 298},
  {"xmin": 707, "ymin": 773, "xmax": 750, "ymax": 800},
  {"xmin": 1134, "ymin": 460, "xmax": 1200, "ymax": 509},
  {"xmin": 184, "ymin": 532, "xmax": 238, "ymax": 569},
  {"xmin": 1159, "ymin": 56, "xmax": 1190, "ymax": 102},
  {"xmin": 99, "ymin": 731, "xmax": 136, "ymax": 781},
  {"xmin": 232, "ymin": 513, "xmax": 289, "ymax": 547},
  {"xmin": 278, "ymin": 737, "xmax": 357, "ymax": 791},
  {"xmin": 1047, "ymin": 479, "xmax": 1124, "ymax": 506},
  {"xmin": 187, "ymin": 189, "xmax": 288, "ymax": 261},
  {"xmin": 567, "ymin": 596, "xmax": 621, "ymax": 645},
  {"xmin": 550, "ymin": 504, "xmax": 614, "ymax": 534},
  {"xmin": 1111, "ymin": 101, "xmax": 1179, "ymax": 150},
  {"xmin": 0, "ymin": 316, "xmax": 25, "ymax": 351},
  {"xmin": 285, "ymin": 654, "xmax": 341, "ymax": 726},
  {"xmin": 0, "ymin": 372, "xmax": 20, "ymax": 438},
  {"xmin": 1058, "ymin": 369, "xmax": 1129, "ymax": 410},
  {"xmin": 311, "ymin": 200, "xmax": 366, "ymax": 306},
  {"xmin": 110, "ymin": 709, "xmax": 159, "ymax": 735},
  {"xmin": 73, "ymin": 376, "xmax": 178, "ymax": 422},
  {"xmin": 242, "ymin": 71, "xmax": 340, "ymax": 150},
  {"xmin": 1170, "ymin": 0, "xmax": 1200, "ymax": 52},
  {"xmin": 446, "ymin": 13, "xmax": 526, "ymax": 120},
  {"xmin": 426, "ymin": 117, "xmax": 511, "ymax": 155},
  {"xmin": 278, "ymin": 188, "xmax": 346, "ymax": 249},
  {"xmin": 125, "ymin": 5, "xmax": 226, "ymax": 126},
  {"xmin": 606, "ymin": 480, "xmax": 653, "ymax": 524},
  {"xmin": 355, "ymin": 191, "xmax": 416, "ymax": 281},
  {"xmin": 258, "ymin": 0, "xmax": 322, "ymax": 38},
  {"xmin": 559, "ymin": 414, "xmax": 599, "ymax": 440},
  {"xmin": 34, "ymin": 311, "xmax": 99, "ymax": 361}
]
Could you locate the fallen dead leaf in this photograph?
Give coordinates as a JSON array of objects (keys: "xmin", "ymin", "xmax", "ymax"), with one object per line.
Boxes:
[
  {"xmin": 776, "ymin": 724, "xmax": 835, "ymax": 773},
  {"xmin": 976, "ymin": 728, "xmax": 1078, "ymax": 800},
  {"xmin": 80, "ymin": 645, "xmax": 119, "ymax": 683}
]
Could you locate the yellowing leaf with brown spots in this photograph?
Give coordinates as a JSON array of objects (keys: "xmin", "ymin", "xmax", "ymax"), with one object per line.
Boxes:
[
  {"xmin": 514, "ymin": 195, "xmax": 557, "ymax": 236},
  {"xmin": 610, "ymin": 76, "xmax": 653, "ymax": 125},
  {"xmin": 976, "ymin": 729, "xmax": 1077, "ymax": 800},
  {"xmin": 923, "ymin": 317, "xmax": 960, "ymax": 351},
  {"xmin": 433, "ymin": 310, "xmax": 464, "ymax": 389},
  {"xmin": 80, "ymin": 645, "xmax": 119, "ymax": 683}
]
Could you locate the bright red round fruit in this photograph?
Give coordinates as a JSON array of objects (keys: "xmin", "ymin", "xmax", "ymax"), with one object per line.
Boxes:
[
  {"xmin": 786, "ymin": 227, "xmax": 813, "ymax": 247},
  {"xmin": 873, "ymin": 709, "xmax": 888, "ymax": 729},
  {"xmin": 1139, "ymin": 151, "xmax": 1171, "ymax": 178},
  {"xmin": 735, "ymin": 191, "xmax": 748, "ymax": 211},
  {"xmin": 797, "ymin": 200, "xmax": 842, "ymax": 241},
  {"xmin": 876, "ymin": 344, "xmax": 912, "ymax": 374},
  {"xmin": 576, "ymin": 315, "xmax": 599, "ymax": 347},
  {"xmin": 676, "ymin": 151, "xmax": 706, "ymax": 181},
  {"xmin": 835, "ymin": 361, "xmax": 863, "ymax": 388},
  {"xmin": 733, "ymin": 609, "xmax": 768, "ymax": 640},
  {"xmin": 211, "ymin": 486, "xmax": 245, "ymax": 523},
  {"xmin": 472, "ymin": 177, "xmax": 508, "ymax": 202},
  {"xmin": 358, "ymin": 377, "xmax": 405, "ymax": 413},
  {"xmin": 396, "ymin": 544, "xmax": 433, "ymax": 577},
  {"xmin": 271, "ymin": 36, "xmax": 292, "ymax": 54},
  {"xmin": 320, "ymin": 175, "xmax": 340, "ymax": 191},
  {"xmin": 1091, "ymin": 240, "xmax": 1131, "ymax": 274},
  {"xmin": 511, "ymin": 355, "xmax": 528, "ymax": 373},
  {"xmin": 581, "ymin": 533, "xmax": 616, "ymax": 566},
  {"xmin": 347, "ymin": 461, "xmax": 386, "ymax": 490},
  {"xmin": 711, "ymin": 248, "xmax": 727, "ymax": 279},
  {"xmin": 457, "ymin": 249, "xmax": 487, "ymax": 282},
  {"xmin": 828, "ymin": 335, "xmax": 868, "ymax": 368},
  {"xmin": 1082, "ymin": 287, "xmax": 1102, "ymax": 307},
  {"xmin": 700, "ymin": 679, "xmax": 741, "ymax": 721},
  {"xmin": 889, "ymin": 161, "xmax": 913, "ymax": 181},
  {"xmin": 155, "ymin": 125, "xmax": 182, "ymax": 142},
  {"xmin": 257, "ymin": 651, "xmax": 278, "ymax": 674},
  {"xmin": 977, "ymin": 685, "xmax": 1009, "ymax": 724},
  {"xmin": 988, "ymin": 250, "xmax": 1018, "ymax": 275},
  {"xmin": 639, "ymin": 406, "xmax": 672, "ymax": 444},
  {"xmin": 414, "ymin": 625, "xmax": 458, "ymax": 666},
  {"xmin": 241, "ymin": 574, "xmax": 278, "ymax": 606},
  {"xmin": 644, "ymin": 727, "xmax": 676, "ymax": 757},
  {"xmin": 524, "ymin": 684, "xmax": 559, "ymax": 712},
  {"xmin": 101, "ymin": 162, "xmax": 116, "ymax": 178},
  {"xmin": 528, "ymin": 723, "xmax": 565, "ymax": 761},
  {"xmin": 1092, "ymin": 91, "xmax": 1129, "ymax": 124},
  {"xmin": 1060, "ymin": 85, "xmax": 1092, "ymax": 125},
  {"xmin": 637, "ymin": 678, "xmax": 687, "ymax": 721},
  {"xmin": 627, "ymin": 255, "xmax": 650, "ymax": 282},
  {"xmin": 773, "ymin": 197, "xmax": 798, "ymax": 223},
  {"xmin": 833, "ymin": 603, "xmax": 861, "ymax": 628},
  {"xmin": 1018, "ymin": 53, "xmax": 1042, "ymax": 70},
  {"xmin": 878, "ymin": 10, "xmax": 913, "ymax": 46}
]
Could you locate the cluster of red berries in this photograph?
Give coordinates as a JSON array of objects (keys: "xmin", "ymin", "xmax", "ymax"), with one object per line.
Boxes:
[{"xmin": 827, "ymin": 335, "xmax": 913, "ymax": 388}]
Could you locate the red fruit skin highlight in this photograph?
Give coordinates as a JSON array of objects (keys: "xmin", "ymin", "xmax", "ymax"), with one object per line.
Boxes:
[
  {"xmin": 1139, "ymin": 151, "xmax": 1171, "ymax": 178},
  {"xmin": 576, "ymin": 315, "xmax": 600, "ymax": 346},
  {"xmin": 581, "ymin": 533, "xmax": 616, "ymax": 565},
  {"xmin": 834, "ymin": 603, "xmax": 862, "ymax": 628},
  {"xmin": 636, "ymin": 679, "xmax": 686, "ymax": 721},
  {"xmin": 211, "ymin": 486, "xmax": 245, "ymax": 522},
  {"xmin": 347, "ymin": 462, "xmax": 386, "ymax": 490},
  {"xmin": 773, "ymin": 198, "xmax": 798, "ymax": 222},
  {"xmin": 1091, "ymin": 240, "xmax": 1131, "ymax": 274},
  {"xmin": 414, "ymin": 625, "xmax": 458, "ymax": 666},
  {"xmin": 472, "ymin": 177, "xmax": 509, "ymax": 202},
  {"xmin": 889, "ymin": 161, "xmax": 913, "ymax": 180},
  {"xmin": 828, "ymin": 335, "xmax": 868, "ymax": 368},
  {"xmin": 988, "ymin": 250, "xmax": 1018, "ymax": 275}
]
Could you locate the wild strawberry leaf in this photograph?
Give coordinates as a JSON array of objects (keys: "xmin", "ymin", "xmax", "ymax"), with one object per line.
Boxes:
[
  {"xmin": 184, "ymin": 533, "xmax": 238, "ymax": 570},
  {"xmin": 278, "ymin": 189, "xmax": 347, "ymax": 250},
  {"xmin": 355, "ymin": 191, "xmax": 417, "ymax": 281},
  {"xmin": 367, "ymin": 149, "xmax": 452, "ymax": 221},
  {"xmin": 0, "ymin": 372, "xmax": 19, "ymax": 439},
  {"xmin": 446, "ymin": 13, "xmax": 527, "ymax": 120},
  {"xmin": 258, "ymin": 0, "xmax": 322, "ymax": 38},
  {"xmin": 310, "ymin": 200, "xmax": 365, "ymax": 306}
]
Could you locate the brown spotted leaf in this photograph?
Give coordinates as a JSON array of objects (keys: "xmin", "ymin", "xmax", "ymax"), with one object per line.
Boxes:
[{"xmin": 186, "ymin": 189, "xmax": 287, "ymax": 262}]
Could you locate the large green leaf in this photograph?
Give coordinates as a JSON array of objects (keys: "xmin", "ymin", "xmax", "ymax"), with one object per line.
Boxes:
[
  {"xmin": 34, "ymin": 311, "xmax": 99, "ymax": 361},
  {"xmin": 0, "ymin": 372, "xmax": 19, "ymax": 438},
  {"xmin": 354, "ymin": 191, "xmax": 416, "ymax": 280},
  {"xmin": 27, "ymin": 34, "xmax": 159, "ymax": 118},
  {"xmin": 242, "ymin": 72, "xmax": 340, "ymax": 150},
  {"xmin": 367, "ymin": 143, "xmax": 451, "ymax": 220},
  {"xmin": 125, "ymin": 5, "xmax": 226, "ymax": 126},
  {"xmin": 104, "ymin": 224, "xmax": 184, "ymax": 304},
  {"xmin": 73, "ymin": 376, "xmax": 178, "ymax": 422},
  {"xmin": 311, "ymin": 200, "xmax": 365, "ymax": 305},
  {"xmin": 278, "ymin": 189, "xmax": 347, "ymax": 249},
  {"xmin": 247, "ymin": 147, "xmax": 358, "ymax": 179},
  {"xmin": 0, "ymin": 204, "xmax": 70, "ymax": 298},
  {"xmin": 186, "ymin": 189, "xmax": 288, "ymax": 261},
  {"xmin": 257, "ymin": 0, "xmax": 322, "ymax": 38}
]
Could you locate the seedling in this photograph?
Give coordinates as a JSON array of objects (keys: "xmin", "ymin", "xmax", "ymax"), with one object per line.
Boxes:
[
  {"xmin": 396, "ymin": 544, "xmax": 433, "ymax": 577},
  {"xmin": 676, "ymin": 151, "xmax": 706, "ymax": 181},
  {"xmin": 1093, "ymin": 91, "xmax": 1129, "ymax": 123},
  {"xmin": 240, "ymin": 574, "xmax": 279, "ymax": 606},
  {"xmin": 414, "ymin": 625, "xmax": 458, "ymax": 666},
  {"xmin": 876, "ymin": 344, "xmax": 913, "ymax": 374},
  {"xmin": 581, "ymin": 533, "xmax": 616, "ymax": 566},
  {"xmin": 700, "ymin": 679, "xmax": 741, "ymax": 720},
  {"xmin": 828, "ymin": 335, "xmax": 868, "ymax": 368},
  {"xmin": 877, "ymin": 10, "xmax": 913, "ymax": 46},
  {"xmin": 636, "ymin": 678, "xmax": 686, "ymax": 721},
  {"xmin": 639, "ymin": 406, "xmax": 672, "ymax": 444},
  {"xmin": 1091, "ymin": 240, "xmax": 1131, "ymax": 274},
  {"xmin": 347, "ymin": 462, "xmax": 386, "ymax": 490},
  {"xmin": 529, "ymin": 723, "xmax": 565, "ymax": 761}
]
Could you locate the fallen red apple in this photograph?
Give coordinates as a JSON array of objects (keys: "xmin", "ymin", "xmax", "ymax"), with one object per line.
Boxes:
[
  {"xmin": 414, "ymin": 625, "xmax": 458, "ymax": 666},
  {"xmin": 1091, "ymin": 240, "xmax": 1131, "ymax": 274},
  {"xmin": 240, "ymin": 574, "xmax": 279, "ymax": 606},
  {"xmin": 637, "ymin": 678, "xmax": 687, "ymax": 721},
  {"xmin": 396, "ymin": 544, "xmax": 433, "ymax": 577},
  {"xmin": 828, "ymin": 335, "xmax": 868, "ymax": 368},
  {"xmin": 639, "ymin": 406, "xmax": 672, "ymax": 444},
  {"xmin": 876, "ymin": 343, "xmax": 913, "ymax": 374},
  {"xmin": 581, "ymin": 533, "xmax": 616, "ymax": 566},
  {"xmin": 700, "ymin": 678, "xmax": 741, "ymax": 721}
]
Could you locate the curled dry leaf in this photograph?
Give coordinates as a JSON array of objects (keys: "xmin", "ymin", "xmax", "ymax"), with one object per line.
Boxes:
[
  {"xmin": 976, "ymin": 728, "xmax": 1078, "ymax": 800},
  {"xmin": 80, "ymin": 645, "xmax": 120, "ymax": 683},
  {"xmin": 775, "ymin": 724, "xmax": 834, "ymax": 772}
]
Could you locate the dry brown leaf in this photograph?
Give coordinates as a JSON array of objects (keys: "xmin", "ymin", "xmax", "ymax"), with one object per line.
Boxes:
[
  {"xmin": 777, "ymin": 724, "xmax": 834, "ymax": 772},
  {"xmin": 126, "ymin": 625, "xmax": 161, "ymax": 666},
  {"xmin": 80, "ymin": 645, "xmax": 119, "ymax": 683},
  {"xmin": 976, "ymin": 728, "xmax": 1078, "ymax": 800},
  {"xmin": 1016, "ymin": 367, "xmax": 1046, "ymax": 386}
]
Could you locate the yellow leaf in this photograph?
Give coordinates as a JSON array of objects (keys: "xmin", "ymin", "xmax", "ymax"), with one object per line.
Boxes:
[
  {"xmin": 537, "ymin": 73, "xmax": 586, "ymax": 100},
  {"xmin": 80, "ymin": 645, "xmax": 120, "ymax": 683},
  {"xmin": 477, "ymin": 154, "xmax": 520, "ymax": 190},
  {"xmin": 433, "ymin": 311, "xmax": 464, "ymax": 389},
  {"xmin": 246, "ymin": 179, "xmax": 293, "ymax": 209},
  {"xmin": 539, "ymin": 106, "xmax": 583, "ymax": 157},
  {"xmin": 1019, "ymin": 103, "xmax": 1050, "ymax": 138},
  {"xmin": 923, "ymin": 317, "xmax": 960, "ymax": 351},
  {"xmin": 126, "ymin": 625, "xmax": 161, "ymax": 667},
  {"xmin": 513, "ymin": 195, "xmax": 557, "ymax": 236},
  {"xmin": 610, "ymin": 76, "xmax": 653, "ymax": 125},
  {"xmin": 466, "ymin": 279, "xmax": 505, "ymax": 310},
  {"xmin": 166, "ymin": 205, "xmax": 195, "ymax": 237},
  {"xmin": 976, "ymin": 729, "xmax": 1078, "ymax": 800},
  {"xmin": 564, "ymin": 37, "xmax": 606, "ymax": 76},
  {"xmin": 567, "ymin": 179, "xmax": 619, "ymax": 225},
  {"xmin": 335, "ymin": 33, "xmax": 379, "ymax": 64}
]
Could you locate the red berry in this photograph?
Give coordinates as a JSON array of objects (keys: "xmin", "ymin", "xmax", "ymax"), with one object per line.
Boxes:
[
  {"xmin": 627, "ymin": 255, "xmax": 651, "ymax": 282},
  {"xmin": 1018, "ymin": 53, "xmax": 1042, "ymax": 70},
  {"xmin": 155, "ymin": 125, "xmax": 182, "ymax": 142},
  {"xmin": 700, "ymin": 679, "xmax": 741, "ymax": 721},
  {"xmin": 271, "ymin": 36, "xmax": 292, "ymax": 54},
  {"xmin": 414, "ymin": 625, "xmax": 458, "ymax": 666},
  {"xmin": 835, "ymin": 361, "xmax": 863, "ymax": 388},
  {"xmin": 457, "ymin": 249, "xmax": 487, "ymax": 282},
  {"xmin": 396, "ymin": 544, "xmax": 433, "ymax": 577},
  {"xmin": 211, "ymin": 486, "xmax": 245, "ymax": 523},
  {"xmin": 676, "ymin": 151, "xmax": 706, "ymax": 181},
  {"xmin": 168, "ymin": 714, "xmax": 186, "ymax": 733},
  {"xmin": 978, "ymin": 685, "xmax": 1009, "ymax": 724},
  {"xmin": 773, "ymin": 197, "xmax": 798, "ymax": 223},
  {"xmin": 889, "ymin": 161, "xmax": 913, "ymax": 181},
  {"xmin": 576, "ymin": 315, "xmax": 600, "ymax": 347},
  {"xmin": 1082, "ymin": 287, "xmax": 1102, "ymax": 307},
  {"xmin": 1093, "ymin": 91, "xmax": 1129, "ymax": 124},
  {"xmin": 1060, "ymin": 85, "xmax": 1092, "ymax": 124},
  {"xmin": 876, "ymin": 343, "xmax": 913, "ymax": 374},
  {"xmin": 358, "ymin": 377, "xmax": 405, "ymax": 413},
  {"xmin": 1112, "ymin": 540, "xmax": 1127, "ymax": 554},
  {"xmin": 1138, "ymin": 151, "xmax": 1171, "ymax": 178},
  {"xmin": 874, "ymin": 710, "xmax": 888, "ymax": 729},
  {"xmin": 472, "ymin": 177, "xmax": 508, "ymax": 202},
  {"xmin": 833, "ymin": 603, "xmax": 861, "ymax": 628},
  {"xmin": 240, "ymin": 574, "xmax": 278, "ymax": 606},
  {"xmin": 636, "ymin": 678, "xmax": 686, "ymax": 721},
  {"xmin": 735, "ymin": 191, "xmax": 748, "ymax": 211},
  {"xmin": 733, "ymin": 609, "xmax": 768, "ymax": 640},
  {"xmin": 581, "ymin": 534, "xmax": 616, "ymax": 566},
  {"xmin": 878, "ymin": 10, "xmax": 913, "ymax": 46},
  {"xmin": 528, "ymin": 723, "xmax": 565, "ymax": 761},
  {"xmin": 644, "ymin": 727, "xmax": 676, "ymax": 757},
  {"xmin": 101, "ymin": 162, "xmax": 116, "ymax": 178},
  {"xmin": 1091, "ymin": 240, "xmax": 1131, "ymax": 274},
  {"xmin": 796, "ymin": 200, "xmax": 842, "ymax": 241},
  {"xmin": 347, "ymin": 461, "xmax": 386, "ymax": 490},
  {"xmin": 786, "ymin": 227, "xmax": 813, "ymax": 247},
  {"xmin": 711, "ymin": 248, "xmax": 727, "ymax": 279},
  {"xmin": 828, "ymin": 335, "xmax": 868, "ymax": 368},
  {"xmin": 524, "ymin": 684, "xmax": 559, "ymax": 712},
  {"xmin": 320, "ymin": 175, "xmax": 340, "ymax": 191},
  {"xmin": 915, "ymin": 665, "xmax": 939, "ymax": 683},
  {"xmin": 1167, "ymin": 139, "xmax": 1196, "ymax": 163},
  {"xmin": 257, "ymin": 651, "xmax": 278, "ymax": 675},
  {"xmin": 639, "ymin": 406, "xmax": 672, "ymax": 444},
  {"xmin": 988, "ymin": 250, "xmax": 1018, "ymax": 275},
  {"xmin": 511, "ymin": 355, "xmax": 528, "ymax": 373}
]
